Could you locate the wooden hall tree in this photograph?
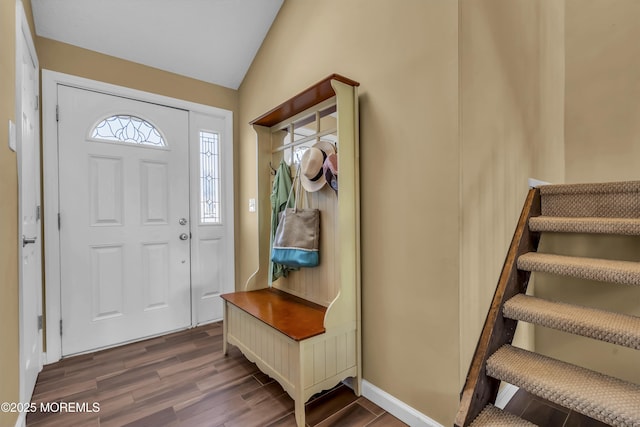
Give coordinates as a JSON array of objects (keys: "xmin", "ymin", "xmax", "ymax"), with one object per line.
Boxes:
[{"xmin": 222, "ymin": 75, "xmax": 361, "ymax": 427}]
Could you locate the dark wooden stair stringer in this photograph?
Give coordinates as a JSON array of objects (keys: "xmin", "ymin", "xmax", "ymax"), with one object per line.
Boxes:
[{"xmin": 454, "ymin": 188, "xmax": 541, "ymax": 426}]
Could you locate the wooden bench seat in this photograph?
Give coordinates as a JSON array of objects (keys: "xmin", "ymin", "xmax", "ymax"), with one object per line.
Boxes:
[{"xmin": 221, "ymin": 288, "xmax": 326, "ymax": 341}]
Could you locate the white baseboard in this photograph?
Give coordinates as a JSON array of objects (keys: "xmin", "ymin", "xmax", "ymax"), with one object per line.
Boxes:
[
  {"xmin": 495, "ymin": 383, "xmax": 519, "ymax": 409},
  {"xmin": 360, "ymin": 380, "xmax": 445, "ymax": 427}
]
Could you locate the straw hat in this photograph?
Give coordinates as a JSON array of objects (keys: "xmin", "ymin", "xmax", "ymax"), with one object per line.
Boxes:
[{"xmin": 299, "ymin": 141, "xmax": 336, "ymax": 192}]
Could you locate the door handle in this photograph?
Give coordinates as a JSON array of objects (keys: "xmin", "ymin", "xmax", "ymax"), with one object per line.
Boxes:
[
  {"xmin": 179, "ymin": 233, "xmax": 189, "ymax": 241},
  {"xmin": 22, "ymin": 235, "xmax": 37, "ymax": 247}
]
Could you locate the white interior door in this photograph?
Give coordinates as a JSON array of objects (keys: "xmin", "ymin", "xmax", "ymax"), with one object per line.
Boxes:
[
  {"xmin": 57, "ymin": 85, "xmax": 191, "ymax": 355},
  {"xmin": 17, "ymin": 5, "xmax": 42, "ymax": 405}
]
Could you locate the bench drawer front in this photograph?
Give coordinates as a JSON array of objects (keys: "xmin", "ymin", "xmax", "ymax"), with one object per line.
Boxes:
[{"xmin": 226, "ymin": 304, "xmax": 299, "ymax": 391}]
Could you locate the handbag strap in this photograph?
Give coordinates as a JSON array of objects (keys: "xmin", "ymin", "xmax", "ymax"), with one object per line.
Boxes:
[
  {"xmin": 285, "ymin": 164, "xmax": 299, "ymax": 212},
  {"xmin": 301, "ymin": 176, "xmax": 312, "ymax": 209},
  {"xmin": 286, "ymin": 162, "xmax": 313, "ymax": 212}
]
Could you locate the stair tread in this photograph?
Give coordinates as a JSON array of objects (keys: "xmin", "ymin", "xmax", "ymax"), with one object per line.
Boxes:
[
  {"xmin": 487, "ymin": 345, "xmax": 640, "ymax": 426},
  {"xmin": 539, "ymin": 181, "xmax": 640, "ymax": 218},
  {"xmin": 504, "ymin": 294, "xmax": 640, "ymax": 350},
  {"xmin": 529, "ymin": 216, "xmax": 640, "ymax": 235},
  {"xmin": 470, "ymin": 404, "xmax": 537, "ymax": 427},
  {"xmin": 517, "ymin": 252, "xmax": 640, "ymax": 286}
]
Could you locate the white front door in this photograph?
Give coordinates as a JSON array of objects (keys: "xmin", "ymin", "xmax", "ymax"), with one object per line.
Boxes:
[
  {"xmin": 57, "ymin": 86, "xmax": 191, "ymax": 355},
  {"xmin": 17, "ymin": 5, "xmax": 42, "ymax": 405}
]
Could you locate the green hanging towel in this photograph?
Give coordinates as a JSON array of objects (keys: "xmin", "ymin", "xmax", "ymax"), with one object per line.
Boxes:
[{"xmin": 269, "ymin": 159, "xmax": 298, "ymax": 281}]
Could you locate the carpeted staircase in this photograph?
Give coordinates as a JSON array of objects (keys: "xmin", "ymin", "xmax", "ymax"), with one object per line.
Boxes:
[{"xmin": 456, "ymin": 181, "xmax": 640, "ymax": 427}]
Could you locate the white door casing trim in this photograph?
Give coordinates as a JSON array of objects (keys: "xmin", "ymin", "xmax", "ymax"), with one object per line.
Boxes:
[
  {"xmin": 14, "ymin": 411, "xmax": 26, "ymax": 427},
  {"xmin": 43, "ymin": 70, "xmax": 235, "ymax": 363}
]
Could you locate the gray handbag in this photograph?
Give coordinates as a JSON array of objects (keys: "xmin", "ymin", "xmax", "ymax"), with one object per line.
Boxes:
[{"xmin": 271, "ymin": 173, "xmax": 320, "ymax": 268}]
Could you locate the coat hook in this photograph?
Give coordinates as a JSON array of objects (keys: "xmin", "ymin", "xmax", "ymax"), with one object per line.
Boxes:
[{"xmin": 269, "ymin": 161, "xmax": 277, "ymax": 175}]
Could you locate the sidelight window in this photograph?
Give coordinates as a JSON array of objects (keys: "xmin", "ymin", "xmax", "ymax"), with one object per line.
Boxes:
[{"xmin": 199, "ymin": 130, "xmax": 221, "ymax": 224}]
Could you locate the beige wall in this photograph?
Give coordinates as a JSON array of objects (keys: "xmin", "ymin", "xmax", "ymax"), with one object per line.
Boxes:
[
  {"xmin": 238, "ymin": 1, "xmax": 461, "ymax": 424},
  {"xmin": 458, "ymin": 0, "xmax": 565, "ymax": 382},
  {"xmin": 35, "ymin": 38, "xmax": 238, "ymax": 114},
  {"xmin": 0, "ymin": 0, "xmax": 19, "ymax": 424},
  {"xmin": 564, "ymin": 0, "xmax": 640, "ymax": 183},
  {"xmin": 535, "ymin": 0, "xmax": 640, "ymax": 384}
]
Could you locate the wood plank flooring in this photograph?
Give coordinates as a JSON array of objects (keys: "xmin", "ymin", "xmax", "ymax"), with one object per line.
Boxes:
[
  {"xmin": 27, "ymin": 322, "xmax": 408, "ymax": 427},
  {"xmin": 503, "ymin": 388, "xmax": 610, "ymax": 427}
]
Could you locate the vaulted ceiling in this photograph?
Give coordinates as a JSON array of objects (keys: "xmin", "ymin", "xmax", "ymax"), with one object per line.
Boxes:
[{"xmin": 31, "ymin": 0, "xmax": 284, "ymax": 89}]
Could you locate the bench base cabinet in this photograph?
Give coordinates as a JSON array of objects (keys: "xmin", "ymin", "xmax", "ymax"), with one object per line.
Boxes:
[
  {"xmin": 223, "ymin": 75, "xmax": 361, "ymax": 427},
  {"xmin": 224, "ymin": 303, "xmax": 358, "ymax": 426}
]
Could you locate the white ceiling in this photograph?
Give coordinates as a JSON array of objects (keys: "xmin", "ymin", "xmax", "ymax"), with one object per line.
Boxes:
[{"xmin": 31, "ymin": 0, "xmax": 284, "ymax": 90}]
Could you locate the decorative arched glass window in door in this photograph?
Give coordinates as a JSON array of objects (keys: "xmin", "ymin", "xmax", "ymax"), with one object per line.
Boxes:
[{"xmin": 91, "ymin": 114, "xmax": 166, "ymax": 147}]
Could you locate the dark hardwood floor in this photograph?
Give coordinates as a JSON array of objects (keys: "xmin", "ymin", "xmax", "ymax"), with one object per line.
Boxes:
[
  {"xmin": 503, "ymin": 388, "xmax": 610, "ymax": 427},
  {"xmin": 27, "ymin": 322, "xmax": 408, "ymax": 427},
  {"xmin": 27, "ymin": 322, "xmax": 611, "ymax": 426}
]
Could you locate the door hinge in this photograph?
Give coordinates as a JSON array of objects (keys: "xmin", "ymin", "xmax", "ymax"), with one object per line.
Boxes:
[
  {"xmin": 60, "ymin": 319, "xmax": 63, "ymax": 336},
  {"xmin": 36, "ymin": 205, "xmax": 41, "ymax": 222},
  {"xmin": 56, "ymin": 105, "xmax": 59, "ymax": 122},
  {"xmin": 37, "ymin": 315, "xmax": 43, "ymax": 331},
  {"xmin": 58, "ymin": 212, "xmax": 61, "ymax": 230},
  {"xmin": 35, "ymin": 95, "xmax": 39, "ymax": 111}
]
